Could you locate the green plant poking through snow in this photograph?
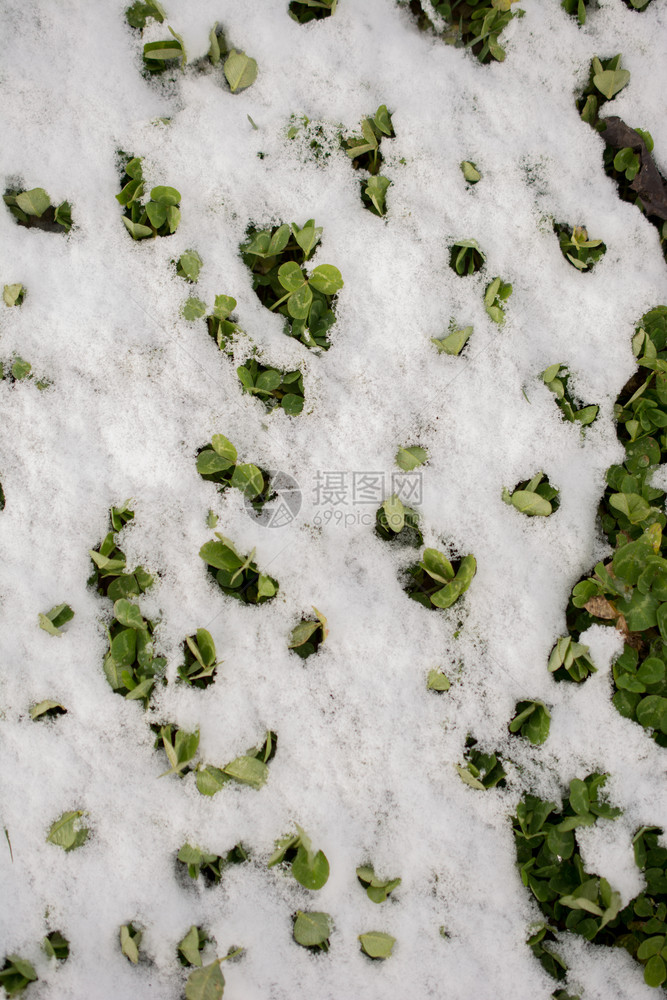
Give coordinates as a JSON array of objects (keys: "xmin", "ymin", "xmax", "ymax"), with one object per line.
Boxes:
[
  {"xmin": 268, "ymin": 825, "xmax": 330, "ymax": 890},
  {"xmin": 116, "ymin": 155, "xmax": 181, "ymax": 239},
  {"xmin": 404, "ymin": 547, "xmax": 477, "ymax": 609},
  {"xmin": 241, "ymin": 220, "xmax": 343, "ymax": 350},
  {"xmin": 554, "ymin": 223, "xmax": 606, "ymax": 272},
  {"xmin": 3, "ymin": 187, "xmax": 72, "ymax": 233},
  {"xmin": 503, "ymin": 473, "xmax": 560, "ymax": 517},
  {"xmin": 199, "ymin": 534, "xmax": 279, "ymax": 604}
]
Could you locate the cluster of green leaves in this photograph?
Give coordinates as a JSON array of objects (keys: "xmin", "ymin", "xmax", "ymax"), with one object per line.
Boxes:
[
  {"xmin": 153, "ymin": 724, "xmax": 200, "ymax": 778},
  {"xmin": 199, "ymin": 533, "xmax": 279, "ymax": 604},
  {"xmin": 196, "ymin": 731, "xmax": 277, "ymax": 794},
  {"xmin": 289, "ymin": 608, "xmax": 328, "ymax": 659},
  {"xmin": 178, "ymin": 629, "xmax": 219, "ymax": 688},
  {"xmin": 542, "ymin": 364, "xmax": 599, "ymax": 428},
  {"xmin": 341, "ymin": 105, "xmax": 394, "ymax": 216},
  {"xmin": 241, "ymin": 220, "xmax": 343, "ymax": 350},
  {"xmin": 182, "ymin": 287, "xmax": 242, "ymax": 354},
  {"xmin": 268, "ymin": 825, "xmax": 330, "ymax": 890},
  {"xmin": 548, "ymin": 636, "xmax": 597, "ymax": 683},
  {"xmin": 237, "ymin": 358, "xmax": 305, "ymax": 415},
  {"xmin": 577, "ymin": 54, "xmax": 631, "ymax": 126},
  {"xmin": 116, "ymin": 155, "xmax": 181, "ymax": 239},
  {"xmin": 555, "ymin": 309, "xmax": 667, "ymax": 740},
  {"xmin": 89, "ymin": 508, "xmax": 165, "ymax": 706},
  {"xmin": 120, "ymin": 923, "xmax": 142, "ymax": 964},
  {"xmin": 47, "ymin": 810, "xmax": 89, "ymax": 852},
  {"xmin": 509, "ymin": 700, "xmax": 551, "ymax": 744},
  {"xmin": 404, "ymin": 0, "xmax": 524, "ymax": 63},
  {"xmin": 356, "ymin": 865, "xmax": 401, "ymax": 903},
  {"xmin": 513, "ymin": 782, "xmax": 667, "ymax": 990},
  {"xmin": 3, "ymin": 187, "xmax": 72, "ymax": 233},
  {"xmin": 177, "ymin": 842, "xmax": 248, "ymax": 884},
  {"xmin": 293, "ymin": 911, "xmax": 332, "ymax": 951},
  {"xmin": 405, "ymin": 548, "xmax": 477, "ymax": 610},
  {"xmin": 449, "ymin": 238, "xmax": 485, "ymax": 276},
  {"xmin": 456, "ymin": 735, "xmax": 506, "ymax": 789},
  {"xmin": 554, "ymin": 223, "xmax": 606, "ymax": 273},
  {"xmin": 177, "ymin": 926, "xmax": 233, "ymax": 1000},
  {"xmin": 3, "ymin": 283, "xmax": 25, "ymax": 307},
  {"xmin": 38, "ymin": 603, "xmax": 74, "ymax": 637},
  {"xmin": 196, "ymin": 432, "xmax": 266, "ymax": 503},
  {"xmin": 484, "ymin": 276, "xmax": 512, "ymax": 324},
  {"xmin": 289, "ymin": 0, "xmax": 337, "ymax": 23},
  {"xmin": 0, "ymin": 957, "xmax": 37, "ymax": 997},
  {"xmin": 375, "ymin": 495, "xmax": 423, "ymax": 547},
  {"xmin": 432, "ymin": 321, "xmax": 473, "ymax": 357},
  {"xmin": 503, "ymin": 473, "xmax": 560, "ymax": 517}
]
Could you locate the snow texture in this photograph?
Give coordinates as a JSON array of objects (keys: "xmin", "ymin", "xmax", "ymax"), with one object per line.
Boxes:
[{"xmin": 1, "ymin": 0, "xmax": 667, "ymax": 997}]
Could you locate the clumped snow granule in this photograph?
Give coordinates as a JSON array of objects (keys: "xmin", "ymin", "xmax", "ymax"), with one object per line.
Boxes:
[{"xmin": 1, "ymin": 0, "xmax": 667, "ymax": 997}]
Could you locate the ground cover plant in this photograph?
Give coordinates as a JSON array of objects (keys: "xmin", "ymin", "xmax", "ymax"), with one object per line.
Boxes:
[
  {"xmin": 5, "ymin": 2, "xmax": 667, "ymax": 999},
  {"xmin": 240, "ymin": 220, "xmax": 343, "ymax": 350},
  {"xmin": 3, "ymin": 188, "xmax": 72, "ymax": 234}
]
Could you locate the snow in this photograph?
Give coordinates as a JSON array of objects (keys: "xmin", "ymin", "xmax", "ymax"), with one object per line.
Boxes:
[{"xmin": 1, "ymin": 0, "xmax": 667, "ymax": 997}]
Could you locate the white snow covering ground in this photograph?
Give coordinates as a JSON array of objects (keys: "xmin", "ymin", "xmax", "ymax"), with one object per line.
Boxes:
[{"xmin": 1, "ymin": 0, "xmax": 667, "ymax": 997}]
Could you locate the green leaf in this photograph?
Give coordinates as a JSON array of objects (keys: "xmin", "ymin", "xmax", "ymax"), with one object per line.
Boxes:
[
  {"xmin": 510, "ymin": 491, "xmax": 552, "ymax": 516},
  {"xmin": 287, "ymin": 282, "xmax": 313, "ymax": 320},
  {"xmin": 569, "ymin": 778, "xmax": 590, "ymax": 815},
  {"xmin": 177, "ymin": 249, "xmax": 203, "ymax": 282},
  {"xmin": 195, "ymin": 629, "xmax": 216, "ymax": 667},
  {"xmin": 200, "ymin": 540, "xmax": 243, "ymax": 572},
  {"xmin": 197, "ymin": 450, "xmax": 232, "ymax": 475},
  {"xmin": 30, "ymin": 699, "xmax": 66, "ymax": 720},
  {"xmin": 420, "ymin": 548, "xmax": 454, "ymax": 584},
  {"xmin": 150, "ymin": 185, "xmax": 180, "ymax": 206},
  {"xmin": 185, "ymin": 960, "xmax": 225, "ymax": 1000},
  {"xmin": 38, "ymin": 602, "xmax": 75, "ymax": 636},
  {"xmin": 210, "ymin": 434, "xmax": 237, "ymax": 464},
  {"xmin": 309, "ymin": 264, "xmax": 344, "ymax": 295},
  {"xmin": 382, "ymin": 495, "xmax": 405, "ymax": 533},
  {"xmin": 223, "ymin": 755, "xmax": 268, "ymax": 789},
  {"xmin": 292, "ymin": 845, "xmax": 330, "ymax": 890},
  {"xmin": 289, "ymin": 620, "xmax": 321, "ymax": 648},
  {"xmin": 593, "ymin": 68, "xmax": 630, "ymax": 100},
  {"xmin": 455, "ymin": 764, "xmax": 486, "ymax": 790},
  {"xmin": 609, "ymin": 492, "xmax": 651, "ymax": 524},
  {"xmin": 145, "ymin": 201, "xmax": 167, "ymax": 229},
  {"xmin": 212, "ymin": 295, "xmax": 236, "ymax": 320},
  {"xmin": 110, "ymin": 628, "xmax": 137, "ymax": 668},
  {"xmin": 122, "ymin": 216, "xmax": 153, "ymax": 240},
  {"xmin": 269, "ymin": 223, "xmax": 291, "ymax": 255},
  {"xmin": 120, "ymin": 925, "xmax": 140, "ymax": 964},
  {"xmin": 432, "ymin": 326, "xmax": 472, "ymax": 356},
  {"xmin": 224, "ymin": 49, "xmax": 258, "ymax": 93},
  {"xmin": 293, "ymin": 911, "xmax": 331, "ymax": 948},
  {"xmin": 183, "ymin": 297, "xmax": 206, "ymax": 321},
  {"xmin": 396, "ymin": 445, "xmax": 428, "ymax": 470},
  {"xmin": 364, "ymin": 175, "xmax": 391, "ymax": 216},
  {"xmin": 282, "ymin": 394, "xmax": 304, "ymax": 415},
  {"xmin": 3, "ymin": 283, "xmax": 24, "ymax": 307},
  {"xmin": 256, "ymin": 369, "xmax": 282, "ymax": 392},
  {"xmin": 16, "ymin": 188, "xmax": 51, "ymax": 217},
  {"xmin": 427, "ymin": 669, "xmax": 451, "ymax": 691},
  {"xmin": 196, "ymin": 765, "xmax": 229, "ymax": 796},
  {"xmin": 179, "ymin": 925, "xmax": 203, "ymax": 967},
  {"xmin": 230, "ymin": 463, "xmax": 264, "ymax": 499},
  {"xmin": 358, "ymin": 931, "xmax": 395, "ymax": 959},
  {"xmin": 374, "ymin": 104, "xmax": 393, "ymax": 136},
  {"xmin": 113, "ymin": 599, "xmax": 145, "ymax": 630},
  {"xmin": 47, "ymin": 810, "xmax": 88, "ymax": 852},
  {"xmin": 293, "ymin": 223, "xmax": 321, "ymax": 258},
  {"xmin": 460, "ymin": 161, "xmax": 481, "ymax": 183},
  {"xmin": 278, "ymin": 261, "xmax": 307, "ymax": 292},
  {"xmin": 645, "ymin": 954, "xmax": 667, "ymax": 988}
]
